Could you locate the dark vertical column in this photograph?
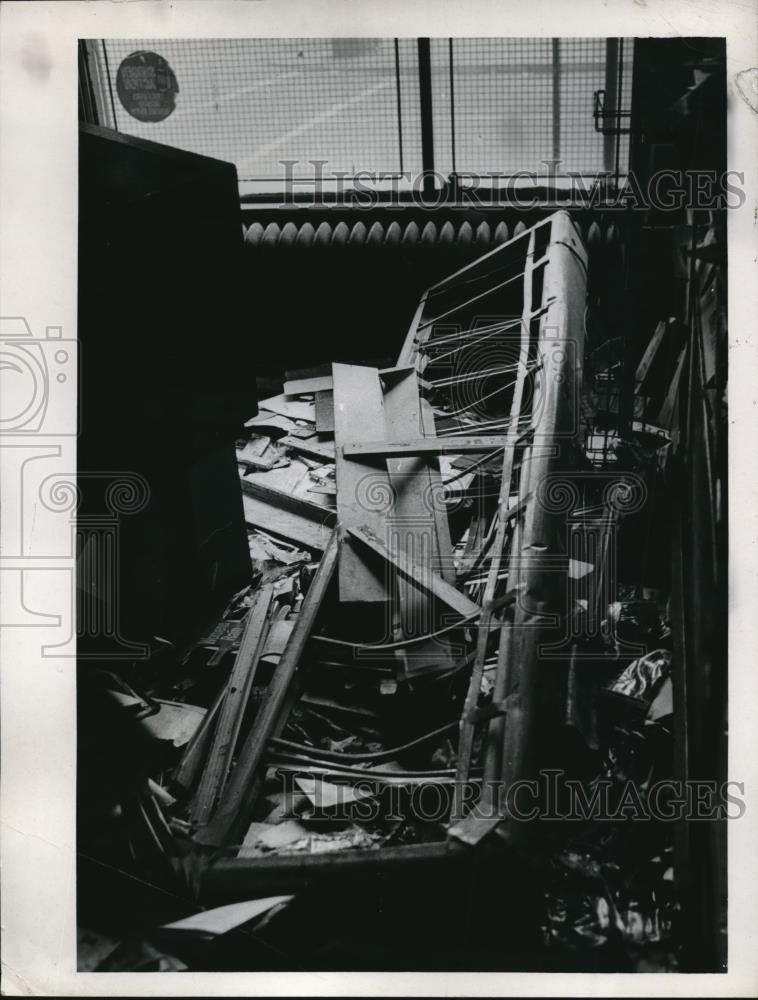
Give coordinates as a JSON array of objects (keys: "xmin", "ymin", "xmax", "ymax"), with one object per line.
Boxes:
[
  {"xmin": 417, "ymin": 37, "xmax": 436, "ymax": 199},
  {"xmin": 604, "ymin": 38, "xmax": 619, "ymax": 177}
]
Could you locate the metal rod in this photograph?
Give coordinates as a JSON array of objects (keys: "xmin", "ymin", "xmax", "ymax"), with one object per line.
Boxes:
[
  {"xmin": 418, "ymin": 270, "xmax": 525, "ymax": 331},
  {"xmin": 417, "ymin": 37, "xmax": 436, "ymax": 200},
  {"xmin": 421, "ymin": 317, "xmax": 522, "ymax": 349},
  {"xmin": 429, "ymin": 366, "xmax": 520, "ymax": 388},
  {"xmin": 452, "ymin": 227, "xmax": 538, "ymax": 822},
  {"xmin": 101, "ymin": 40, "xmax": 118, "ymax": 130},
  {"xmin": 394, "ymin": 38, "xmax": 405, "ymax": 175},
  {"xmin": 552, "ymin": 39, "xmax": 561, "ymax": 164},
  {"xmin": 343, "ymin": 436, "xmax": 509, "ymax": 459},
  {"xmin": 449, "ymin": 38, "xmax": 457, "ymax": 175}
]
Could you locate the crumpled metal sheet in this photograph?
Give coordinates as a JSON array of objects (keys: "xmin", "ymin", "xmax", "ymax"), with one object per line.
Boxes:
[{"xmin": 609, "ymin": 649, "xmax": 672, "ymax": 702}]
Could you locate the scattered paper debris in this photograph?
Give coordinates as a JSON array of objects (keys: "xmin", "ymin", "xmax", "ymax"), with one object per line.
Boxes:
[{"xmin": 160, "ymin": 896, "xmax": 293, "ymax": 936}]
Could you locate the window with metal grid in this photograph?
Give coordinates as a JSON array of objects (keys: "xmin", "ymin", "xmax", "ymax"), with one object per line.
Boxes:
[
  {"xmin": 96, "ymin": 38, "xmax": 422, "ymax": 184},
  {"xmin": 87, "ymin": 37, "xmax": 632, "ymax": 193},
  {"xmin": 431, "ymin": 37, "xmax": 632, "ymax": 179}
]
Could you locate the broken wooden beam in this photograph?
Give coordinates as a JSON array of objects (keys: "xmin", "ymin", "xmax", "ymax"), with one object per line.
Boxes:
[
  {"xmin": 332, "ymin": 363, "xmax": 392, "ymax": 603},
  {"xmin": 419, "ymin": 398, "xmax": 455, "ymax": 584},
  {"xmin": 381, "ymin": 369, "xmax": 458, "ymax": 675},
  {"xmin": 190, "ymin": 585, "xmax": 274, "ymax": 825},
  {"xmin": 279, "ymin": 434, "xmax": 335, "ymax": 462},
  {"xmin": 314, "ymin": 389, "xmax": 334, "ymax": 434},
  {"xmin": 242, "ymin": 494, "xmax": 332, "ymax": 553},
  {"xmin": 342, "ymin": 436, "xmax": 507, "ymax": 459},
  {"xmin": 172, "ymin": 686, "xmax": 225, "ymax": 793},
  {"xmin": 236, "ymin": 454, "xmax": 285, "ymax": 472},
  {"xmin": 200, "ymin": 840, "xmax": 470, "ymax": 901},
  {"xmin": 240, "ymin": 476, "xmax": 335, "ymax": 527},
  {"xmin": 346, "ymin": 525, "xmax": 480, "ymax": 619},
  {"xmin": 196, "ymin": 532, "xmax": 339, "ymax": 847},
  {"xmin": 240, "ymin": 476, "xmax": 335, "ymax": 552}
]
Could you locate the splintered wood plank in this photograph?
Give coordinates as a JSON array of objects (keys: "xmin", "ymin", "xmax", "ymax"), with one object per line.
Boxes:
[
  {"xmin": 347, "ymin": 525, "xmax": 481, "ymax": 619},
  {"xmin": 332, "ymin": 363, "xmax": 391, "ymax": 604},
  {"xmin": 286, "ymin": 368, "xmax": 415, "ymax": 400},
  {"xmin": 382, "ymin": 371, "xmax": 457, "ymax": 675},
  {"xmin": 197, "ymin": 532, "xmax": 339, "ymax": 847},
  {"xmin": 190, "ymin": 585, "xmax": 274, "ymax": 824},
  {"xmin": 279, "ymin": 435, "xmax": 335, "ymax": 462},
  {"xmin": 343, "ymin": 436, "xmax": 507, "ymax": 459},
  {"xmin": 255, "ymin": 393, "xmax": 316, "ymax": 422},
  {"xmin": 635, "ymin": 320, "xmax": 667, "ymax": 387},
  {"xmin": 315, "ymin": 389, "xmax": 334, "ymax": 435},
  {"xmin": 242, "ymin": 494, "xmax": 332, "ymax": 552},
  {"xmin": 244, "ymin": 410, "xmax": 296, "ymax": 437},
  {"xmin": 240, "ymin": 477, "xmax": 335, "ymax": 527},
  {"xmin": 172, "ymin": 685, "xmax": 225, "ymax": 793},
  {"xmin": 284, "ymin": 375, "xmax": 334, "ymax": 397},
  {"xmin": 244, "ymin": 459, "xmax": 334, "ymax": 511},
  {"xmin": 383, "ymin": 370, "xmax": 439, "ymax": 639},
  {"xmin": 420, "ymin": 396, "xmax": 455, "ymax": 584}
]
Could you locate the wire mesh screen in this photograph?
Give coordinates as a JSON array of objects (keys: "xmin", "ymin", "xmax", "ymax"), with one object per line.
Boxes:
[
  {"xmin": 431, "ymin": 38, "xmax": 555, "ymax": 176},
  {"xmin": 97, "ymin": 38, "xmax": 421, "ymax": 182},
  {"xmin": 431, "ymin": 37, "xmax": 631, "ymax": 179},
  {"xmin": 90, "ymin": 37, "xmax": 631, "ymax": 190},
  {"xmin": 560, "ymin": 38, "xmax": 610, "ymax": 173}
]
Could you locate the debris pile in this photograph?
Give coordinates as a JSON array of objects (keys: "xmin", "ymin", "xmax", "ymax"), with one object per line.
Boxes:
[{"xmin": 77, "ymin": 212, "xmax": 686, "ymax": 971}]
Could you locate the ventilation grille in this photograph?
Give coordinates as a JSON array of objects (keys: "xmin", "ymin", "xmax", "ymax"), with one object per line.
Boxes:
[{"xmin": 243, "ymin": 217, "xmax": 620, "ymax": 251}]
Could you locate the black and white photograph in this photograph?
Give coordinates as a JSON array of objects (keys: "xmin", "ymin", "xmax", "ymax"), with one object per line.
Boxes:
[{"xmin": 1, "ymin": 1, "xmax": 757, "ymax": 995}]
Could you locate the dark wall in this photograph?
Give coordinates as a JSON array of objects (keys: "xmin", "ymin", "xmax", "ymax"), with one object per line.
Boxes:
[
  {"xmin": 78, "ymin": 125, "xmax": 253, "ymax": 648},
  {"xmin": 237, "ymin": 208, "xmax": 628, "ymax": 375}
]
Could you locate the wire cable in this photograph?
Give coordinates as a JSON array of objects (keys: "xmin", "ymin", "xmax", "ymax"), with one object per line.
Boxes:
[
  {"xmin": 268, "ymin": 754, "xmax": 457, "ymax": 780},
  {"xmin": 311, "ymin": 609, "xmax": 479, "ymax": 650},
  {"xmin": 270, "ymin": 720, "xmax": 458, "ymax": 764}
]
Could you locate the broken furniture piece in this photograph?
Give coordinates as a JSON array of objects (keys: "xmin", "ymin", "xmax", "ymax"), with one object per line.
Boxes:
[{"xmin": 166, "ymin": 211, "xmax": 600, "ymax": 890}]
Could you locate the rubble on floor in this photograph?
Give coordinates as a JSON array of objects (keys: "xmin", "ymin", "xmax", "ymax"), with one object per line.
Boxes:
[{"xmin": 77, "ymin": 212, "xmax": 689, "ymax": 971}]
